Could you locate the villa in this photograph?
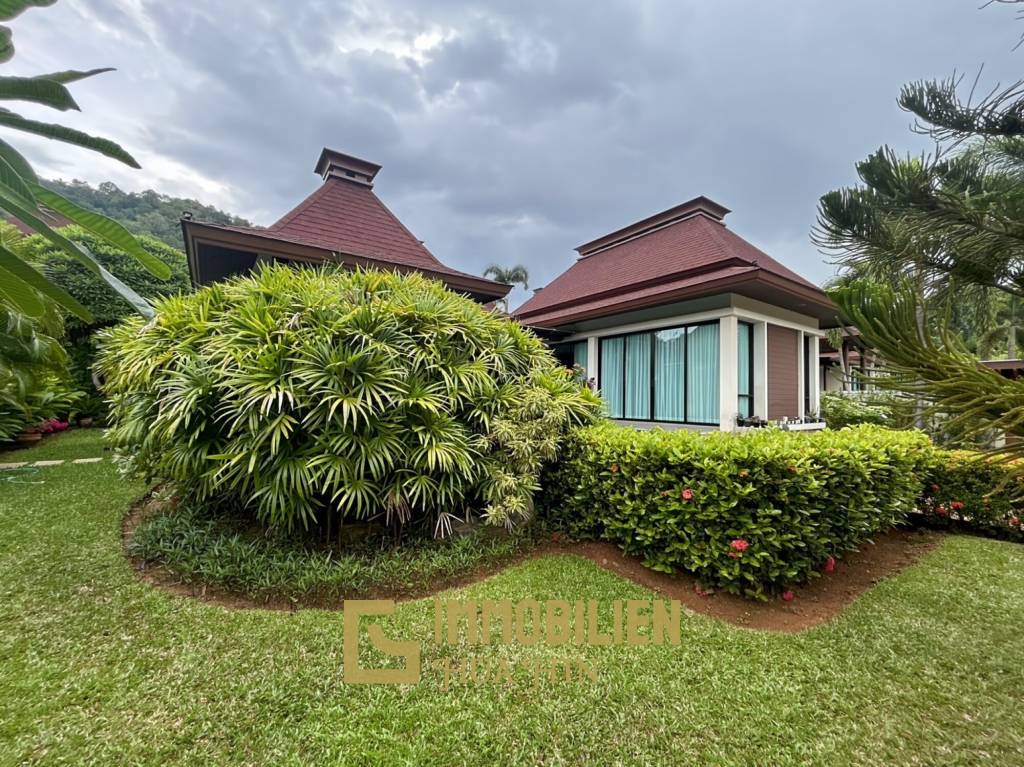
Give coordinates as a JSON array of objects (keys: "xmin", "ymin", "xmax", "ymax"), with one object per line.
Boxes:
[
  {"xmin": 181, "ymin": 148, "xmax": 838, "ymax": 432},
  {"xmin": 513, "ymin": 198, "xmax": 839, "ymax": 431}
]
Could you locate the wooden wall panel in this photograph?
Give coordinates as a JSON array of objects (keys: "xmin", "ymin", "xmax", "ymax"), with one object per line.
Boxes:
[{"xmin": 767, "ymin": 324, "xmax": 799, "ymax": 420}]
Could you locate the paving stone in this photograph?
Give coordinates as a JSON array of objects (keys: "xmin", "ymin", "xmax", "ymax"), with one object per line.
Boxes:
[
  {"xmin": 32, "ymin": 460, "xmax": 65, "ymax": 467},
  {"xmin": 71, "ymin": 457, "xmax": 104, "ymax": 464},
  {"xmin": 0, "ymin": 462, "xmax": 26, "ymax": 470}
]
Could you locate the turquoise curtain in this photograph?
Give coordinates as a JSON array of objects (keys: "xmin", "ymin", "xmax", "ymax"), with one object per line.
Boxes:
[
  {"xmin": 737, "ymin": 323, "xmax": 752, "ymax": 417},
  {"xmin": 573, "ymin": 341, "xmax": 588, "ymax": 373},
  {"xmin": 654, "ymin": 328, "xmax": 685, "ymax": 421},
  {"xmin": 600, "ymin": 337, "xmax": 624, "ymax": 418},
  {"xmin": 624, "ymin": 334, "xmax": 651, "ymax": 419},
  {"xmin": 686, "ymin": 324, "xmax": 720, "ymax": 423}
]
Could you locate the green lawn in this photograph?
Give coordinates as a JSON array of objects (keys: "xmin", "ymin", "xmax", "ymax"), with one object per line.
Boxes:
[{"xmin": 2, "ymin": 432, "xmax": 1024, "ymax": 765}]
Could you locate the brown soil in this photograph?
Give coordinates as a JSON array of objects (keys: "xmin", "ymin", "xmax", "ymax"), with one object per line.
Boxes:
[{"xmin": 122, "ymin": 495, "xmax": 943, "ymax": 632}]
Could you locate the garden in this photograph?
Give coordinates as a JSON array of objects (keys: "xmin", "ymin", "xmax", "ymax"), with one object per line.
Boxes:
[{"xmin": 3, "ymin": 1, "xmax": 1024, "ymax": 763}]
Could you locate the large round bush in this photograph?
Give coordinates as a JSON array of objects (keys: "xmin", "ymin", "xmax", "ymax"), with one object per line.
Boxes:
[{"xmin": 97, "ymin": 265, "xmax": 601, "ymax": 533}]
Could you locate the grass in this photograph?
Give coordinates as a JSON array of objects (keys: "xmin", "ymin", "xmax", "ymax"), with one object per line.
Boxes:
[
  {"xmin": 0, "ymin": 427, "xmax": 110, "ymax": 462},
  {"xmin": 2, "ymin": 431, "xmax": 1024, "ymax": 765},
  {"xmin": 128, "ymin": 502, "xmax": 544, "ymax": 601}
]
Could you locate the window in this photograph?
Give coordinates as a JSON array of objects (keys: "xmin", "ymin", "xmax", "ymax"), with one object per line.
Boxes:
[
  {"xmin": 599, "ymin": 321, "xmax": 720, "ymax": 425},
  {"xmin": 571, "ymin": 341, "xmax": 588, "ymax": 381},
  {"xmin": 737, "ymin": 322, "xmax": 753, "ymax": 417}
]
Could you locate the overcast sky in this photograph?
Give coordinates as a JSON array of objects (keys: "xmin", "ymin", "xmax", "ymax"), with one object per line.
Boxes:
[{"xmin": 7, "ymin": 0, "xmax": 1021, "ymax": 308}]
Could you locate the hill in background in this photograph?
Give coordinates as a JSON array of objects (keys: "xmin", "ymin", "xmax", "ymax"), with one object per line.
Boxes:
[{"xmin": 41, "ymin": 179, "xmax": 252, "ymax": 250}]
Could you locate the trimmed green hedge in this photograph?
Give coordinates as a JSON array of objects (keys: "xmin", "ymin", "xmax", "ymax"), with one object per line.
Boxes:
[
  {"xmin": 538, "ymin": 424, "xmax": 932, "ymax": 599},
  {"xmin": 920, "ymin": 450, "xmax": 1024, "ymax": 540}
]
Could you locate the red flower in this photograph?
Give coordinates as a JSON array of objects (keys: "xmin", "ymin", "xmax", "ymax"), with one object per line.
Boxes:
[
  {"xmin": 951, "ymin": 501, "xmax": 965, "ymax": 511},
  {"xmin": 823, "ymin": 556, "xmax": 836, "ymax": 574},
  {"xmin": 610, "ymin": 464, "xmax": 619, "ymax": 474},
  {"xmin": 781, "ymin": 590, "xmax": 795, "ymax": 602},
  {"xmin": 935, "ymin": 505, "xmax": 949, "ymax": 517},
  {"xmin": 727, "ymin": 551, "xmax": 740, "ymax": 559},
  {"xmin": 681, "ymin": 488, "xmax": 694, "ymax": 502},
  {"xmin": 729, "ymin": 539, "xmax": 749, "ymax": 552},
  {"xmin": 1010, "ymin": 516, "xmax": 1021, "ymax": 527}
]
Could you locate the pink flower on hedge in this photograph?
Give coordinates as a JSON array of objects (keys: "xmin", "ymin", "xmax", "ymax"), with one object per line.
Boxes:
[
  {"xmin": 823, "ymin": 556, "xmax": 836, "ymax": 574},
  {"xmin": 951, "ymin": 501, "xmax": 965, "ymax": 512},
  {"xmin": 781, "ymin": 590, "xmax": 795, "ymax": 602},
  {"xmin": 681, "ymin": 488, "xmax": 694, "ymax": 502},
  {"xmin": 1010, "ymin": 516, "xmax": 1021, "ymax": 528},
  {"xmin": 729, "ymin": 538, "xmax": 749, "ymax": 552},
  {"xmin": 935, "ymin": 505, "xmax": 949, "ymax": 517}
]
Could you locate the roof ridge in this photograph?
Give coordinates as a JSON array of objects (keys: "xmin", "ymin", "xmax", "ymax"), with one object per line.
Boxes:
[{"xmin": 700, "ymin": 214, "xmax": 757, "ymax": 268}]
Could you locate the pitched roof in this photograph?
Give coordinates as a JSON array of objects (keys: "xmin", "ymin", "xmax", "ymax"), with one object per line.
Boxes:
[
  {"xmin": 514, "ymin": 197, "xmax": 832, "ymax": 326},
  {"xmin": 182, "ymin": 148, "xmax": 509, "ymax": 301}
]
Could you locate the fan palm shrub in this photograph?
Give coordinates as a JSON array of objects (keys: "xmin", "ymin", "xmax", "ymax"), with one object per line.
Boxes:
[{"xmin": 97, "ymin": 265, "xmax": 602, "ymax": 536}]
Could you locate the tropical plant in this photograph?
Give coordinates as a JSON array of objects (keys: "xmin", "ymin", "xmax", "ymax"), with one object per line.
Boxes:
[
  {"xmin": 817, "ymin": 72, "xmax": 1024, "ymax": 457},
  {"xmin": 0, "ymin": 299, "xmax": 79, "ymax": 440},
  {"xmin": 0, "ymin": 1, "xmax": 165, "ymax": 323},
  {"xmin": 97, "ymin": 265, "xmax": 602, "ymax": 536},
  {"xmin": 482, "ymin": 264, "xmax": 528, "ymax": 311},
  {"xmin": 13, "ymin": 222, "xmax": 191, "ymax": 417}
]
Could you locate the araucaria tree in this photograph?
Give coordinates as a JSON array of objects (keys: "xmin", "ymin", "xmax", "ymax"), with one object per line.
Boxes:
[
  {"xmin": 98, "ymin": 266, "xmax": 602, "ymax": 536},
  {"xmin": 816, "ymin": 75, "xmax": 1024, "ymax": 453}
]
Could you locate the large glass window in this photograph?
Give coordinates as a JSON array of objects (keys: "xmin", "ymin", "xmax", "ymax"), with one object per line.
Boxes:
[
  {"xmin": 624, "ymin": 334, "xmax": 651, "ymax": 419},
  {"xmin": 737, "ymin": 322, "xmax": 753, "ymax": 417},
  {"xmin": 599, "ymin": 321, "xmax": 720, "ymax": 424},
  {"xmin": 686, "ymin": 324, "xmax": 719, "ymax": 423},
  {"xmin": 601, "ymin": 337, "xmax": 624, "ymax": 418},
  {"xmin": 654, "ymin": 328, "xmax": 685, "ymax": 421}
]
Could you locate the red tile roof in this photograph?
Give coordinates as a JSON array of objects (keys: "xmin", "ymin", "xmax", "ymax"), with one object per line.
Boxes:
[
  {"xmin": 4, "ymin": 207, "xmax": 72, "ymax": 235},
  {"xmin": 223, "ymin": 176, "xmax": 474, "ymax": 280},
  {"xmin": 183, "ymin": 148, "xmax": 509, "ymax": 301},
  {"xmin": 514, "ymin": 198, "xmax": 830, "ymax": 326}
]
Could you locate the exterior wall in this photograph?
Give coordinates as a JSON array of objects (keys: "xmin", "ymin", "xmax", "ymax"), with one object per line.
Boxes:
[
  {"xmin": 767, "ymin": 325, "xmax": 798, "ymax": 419},
  {"xmin": 559, "ymin": 294, "xmax": 823, "ymax": 432}
]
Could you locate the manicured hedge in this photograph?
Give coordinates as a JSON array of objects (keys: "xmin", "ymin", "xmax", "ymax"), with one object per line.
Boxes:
[
  {"xmin": 920, "ymin": 450, "xmax": 1024, "ymax": 540},
  {"xmin": 538, "ymin": 424, "xmax": 932, "ymax": 599}
]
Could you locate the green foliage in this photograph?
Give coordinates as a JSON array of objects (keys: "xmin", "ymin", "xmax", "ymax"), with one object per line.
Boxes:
[
  {"xmin": 97, "ymin": 265, "xmax": 602, "ymax": 534},
  {"xmin": 18, "ymin": 223, "xmax": 190, "ymax": 336},
  {"xmin": 128, "ymin": 502, "xmax": 543, "ymax": 601},
  {"xmin": 817, "ymin": 72, "xmax": 1024, "ymax": 456},
  {"xmin": 42, "ymin": 179, "xmax": 252, "ymax": 250},
  {"xmin": 820, "ymin": 391, "xmax": 916, "ymax": 429},
  {"xmin": 0, "ymin": 3, "xmax": 163, "ymax": 323},
  {"xmin": 919, "ymin": 450, "xmax": 1024, "ymax": 540},
  {"xmin": 0, "ymin": 301, "xmax": 80, "ymax": 439},
  {"xmin": 538, "ymin": 424, "xmax": 932, "ymax": 599},
  {"xmin": 10, "ymin": 222, "xmax": 190, "ymax": 418}
]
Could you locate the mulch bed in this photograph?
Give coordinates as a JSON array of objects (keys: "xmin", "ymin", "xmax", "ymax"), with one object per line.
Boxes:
[{"xmin": 122, "ymin": 494, "xmax": 943, "ymax": 632}]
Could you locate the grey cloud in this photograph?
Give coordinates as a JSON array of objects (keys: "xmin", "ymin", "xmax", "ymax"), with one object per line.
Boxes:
[{"xmin": 12, "ymin": 0, "xmax": 1023, "ymax": 292}]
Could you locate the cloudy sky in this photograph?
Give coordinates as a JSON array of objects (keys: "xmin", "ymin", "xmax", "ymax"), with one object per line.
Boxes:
[{"xmin": 7, "ymin": 0, "xmax": 1021, "ymax": 308}]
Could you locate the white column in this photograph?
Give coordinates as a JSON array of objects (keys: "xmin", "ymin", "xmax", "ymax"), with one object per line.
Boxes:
[
  {"xmin": 798, "ymin": 331, "xmax": 806, "ymax": 420},
  {"xmin": 719, "ymin": 315, "xmax": 738, "ymax": 431},
  {"xmin": 809, "ymin": 334, "xmax": 821, "ymax": 417},
  {"xmin": 753, "ymin": 321, "xmax": 768, "ymax": 419},
  {"xmin": 586, "ymin": 336, "xmax": 599, "ymax": 387}
]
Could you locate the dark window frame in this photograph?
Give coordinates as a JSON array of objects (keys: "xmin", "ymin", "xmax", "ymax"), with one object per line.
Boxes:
[{"xmin": 597, "ymin": 320, "xmax": 720, "ymax": 426}]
